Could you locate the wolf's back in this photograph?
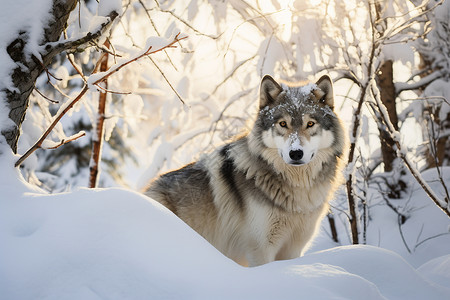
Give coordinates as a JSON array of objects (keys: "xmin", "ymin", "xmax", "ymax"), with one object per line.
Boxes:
[{"xmin": 145, "ymin": 161, "xmax": 218, "ymax": 224}]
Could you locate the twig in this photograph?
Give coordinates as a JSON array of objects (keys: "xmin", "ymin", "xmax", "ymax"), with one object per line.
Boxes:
[
  {"xmin": 138, "ymin": 0, "xmax": 179, "ymax": 71},
  {"xmin": 34, "ymin": 88, "xmax": 59, "ymax": 104},
  {"xmin": 259, "ymin": 33, "xmax": 274, "ymax": 77},
  {"xmin": 204, "ymin": 54, "xmax": 257, "ymax": 101},
  {"xmin": 106, "ymin": 37, "xmax": 118, "ymax": 64},
  {"xmin": 158, "ymin": 7, "xmax": 222, "ymax": 39},
  {"xmin": 88, "ymin": 33, "xmax": 187, "ymax": 87},
  {"xmin": 47, "ymin": 79, "xmax": 72, "ymax": 100},
  {"xmin": 94, "ymin": 83, "xmax": 131, "ymax": 95},
  {"xmin": 15, "ymin": 85, "xmax": 90, "ymax": 168},
  {"xmin": 32, "ymin": 54, "xmax": 62, "ymax": 82},
  {"xmin": 147, "ymin": 56, "xmax": 185, "ymax": 105},
  {"xmin": 415, "ymin": 232, "xmax": 450, "ymax": 250},
  {"xmin": 93, "ymin": 41, "xmax": 122, "ymax": 58},
  {"xmin": 398, "ymin": 214, "xmax": 412, "ymax": 253},
  {"xmin": 66, "ymin": 53, "xmax": 87, "ymax": 83},
  {"xmin": 426, "ymin": 109, "xmax": 450, "ymax": 205},
  {"xmin": 44, "ymin": 131, "xmax": 86, "ymax": 149}
]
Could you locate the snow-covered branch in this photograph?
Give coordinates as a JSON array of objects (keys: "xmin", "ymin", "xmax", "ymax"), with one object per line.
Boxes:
[
  {"xmin": 44, "ymin": 11, "xmax": 119, "ymax": 58},
  {"xmin": 42, "ymin": 131, "xmax": 86, "ymax": 150},
  {"xmin": 395, "ymin": 70, "xmax": 444, "ymax": 95},
  {"xmin": 370, "ymin": 80, "xmax": 450, "ymax": 218}
]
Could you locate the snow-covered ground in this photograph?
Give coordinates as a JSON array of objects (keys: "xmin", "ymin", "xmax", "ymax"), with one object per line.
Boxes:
[
  {"xmin": 1, "ymin": 148, "xmax": 449, "ymax": 300},
  {"xmin": 0, "ymin": 2, "xmax": 449, "ymax": 297}
]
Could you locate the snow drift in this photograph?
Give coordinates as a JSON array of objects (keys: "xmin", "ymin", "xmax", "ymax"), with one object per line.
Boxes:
[{"xmin": 0, "ymin": 151, "xmax": 449, "ymax": 300}]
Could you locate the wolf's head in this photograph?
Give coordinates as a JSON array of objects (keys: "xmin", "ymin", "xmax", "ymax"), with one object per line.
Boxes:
[{"xmin": 253, "ymin": 75, "xmax": 341, "ymax": 166}]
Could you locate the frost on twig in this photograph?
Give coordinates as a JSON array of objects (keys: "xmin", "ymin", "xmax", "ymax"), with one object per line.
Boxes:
[
  {"xmin": 41, "ymin": 131, "xmax": 86, "ymax": 150},
  {"xmin": 15, "ymin": 33, "xmax": 187, "ymax": 168}
]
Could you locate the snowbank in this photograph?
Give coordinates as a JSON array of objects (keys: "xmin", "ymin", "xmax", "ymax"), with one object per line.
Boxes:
[{"xmin": 0, "ymin": 151, "xmax": 449, "ymax": 299}]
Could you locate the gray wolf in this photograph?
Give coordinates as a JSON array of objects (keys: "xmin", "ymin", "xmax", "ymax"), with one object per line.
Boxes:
[{"xmin": 144, "ymin": 75, "xmax": 348, "ymax": 267}]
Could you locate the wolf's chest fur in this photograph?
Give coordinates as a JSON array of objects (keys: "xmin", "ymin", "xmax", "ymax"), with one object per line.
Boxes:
[
  {"xmin": 197, "ymin": 137, "xmax": 336, "ymax": 266},
  {"xmin": 215, "ymin": 138, "xmax": 334, "ymax": 213}
]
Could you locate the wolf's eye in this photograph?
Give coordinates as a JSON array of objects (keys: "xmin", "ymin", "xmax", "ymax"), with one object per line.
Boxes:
[
  {"xmin": 279, "ymin": 121, "xmax": 287, "ymax": 128},
  {"xmin": 306, "ymin": 121, "xmax": 315, "ymax": 128}
]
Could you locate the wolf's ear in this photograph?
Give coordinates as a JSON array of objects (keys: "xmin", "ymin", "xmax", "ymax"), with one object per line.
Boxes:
[
  {"xmin": 314, "ymin": 75, "xmax": 334, "ymax": 109},
  {"xmin": 260, "ymin": 75, "xmax": 283, "ymax": 109}
]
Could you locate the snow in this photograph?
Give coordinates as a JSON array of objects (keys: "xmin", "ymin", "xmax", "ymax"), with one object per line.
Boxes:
[
  {"xmin": 418, "ymin": 254, "xmax": 450, "ymax": 289},
  {"xmin": 0, "ymin": 148, "xmax": 449, "ymax": 300},
  {"xmin": 423, "ymin": 78, "xmax": 450, "ymax": 122},
  {"xmin": 1, "ymin": 0, "xmax": 450, "ymax": 298},
  {"xmin": 98, "ymin": 0, "xmax": 123, "ymax": 17},
  {"xmin": 284, "ymin": 82, "xmax": 319, "ymax": 108},
  {"xmin": 288, "ymin": 132, "xmax": 301, "ymax": 150}
]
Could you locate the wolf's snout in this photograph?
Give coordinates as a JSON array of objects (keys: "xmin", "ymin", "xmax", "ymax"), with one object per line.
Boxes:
[{"xmin": 289, "ymin": 150, "xmax": 303, "ymax": 161}]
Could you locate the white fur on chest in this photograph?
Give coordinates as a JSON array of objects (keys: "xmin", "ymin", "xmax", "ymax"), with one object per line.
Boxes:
[{"xmin": 243, "ymin": 194, "xmax": 328, "ymax": 266}]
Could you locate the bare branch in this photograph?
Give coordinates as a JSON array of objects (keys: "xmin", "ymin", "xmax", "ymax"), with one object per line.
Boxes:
[
  {"xmin": 15, "ymin": 85, "xmax": 90, "ymax": 168},
  {"xmin": 88, "ymin": 33, "xmax": 187, "ymax": 88},
  {"xmin": 66, "ymin": 53, "xmax": 87, "ymax": 83},
  {"xmin": 137, "ymin": 0, "xmax": 180, "ymax": 71},
  {"xmin": 147, "ymin": 56, "xmax": 185, "ymax": 105},
  {"xmin": 32, "ymin": 54, "xmax": 62, "ymax": 82},
  {"xmin": 43, "ymin": 131, "xmax": 86, "ymax": 149},
  {"xmin": 203, "ymin": 54, "xmax": 257, "ymax": 101},
  {"xmin": 415, "ymin": 232, "xmax": 450, "ymax": 250},
  {"xmin": 33, "ymin": 88, "xmax": 59, "ymax": 104},
  {"xmin": 15, "ymin": 33, "xmax": 187, "ymax": 168},
  {"xmin": 93, "ymin": 83, "xmax": 131, "ymax": 95},
  {"xmin": 158, "ymin": 6, "xmax": 223, "ymax": 39}
]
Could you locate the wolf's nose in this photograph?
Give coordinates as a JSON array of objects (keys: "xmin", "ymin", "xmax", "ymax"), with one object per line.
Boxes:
[{"xmin": 289, "ymin": 150, "xmax": 303, "ymax": 161}]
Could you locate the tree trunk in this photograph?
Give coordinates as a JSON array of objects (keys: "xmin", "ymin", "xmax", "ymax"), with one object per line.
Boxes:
[
  {"xmin": 376, "ymin": 60, "xmax": 398, "ymax": 172},
  {"xmin": 1, "ymin": 0, "xmax": 77, "ymax": 153},
  {"xmin": 89, "ymin": 42, "xmax": 110, "ymax": 188},
  {"xmin": 327, "ymin": 214, "xmax": 339, "ymax": 243}
]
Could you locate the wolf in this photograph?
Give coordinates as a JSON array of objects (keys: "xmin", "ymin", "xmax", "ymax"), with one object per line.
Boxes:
[{"xmin": 144, "ymin": 75, "xmax": 348, "ymax": 267}]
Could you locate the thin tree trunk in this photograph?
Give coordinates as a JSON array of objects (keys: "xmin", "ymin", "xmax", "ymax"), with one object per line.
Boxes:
[
  {"xmin": 346, "ymin": 179, "xmax": 360, "ymax": 244},
  {"xmin": 89, "ymin": 42, "xmax": 109, "ymax": 188},
  {"xmin": 376, "ymin": 60, "xmax": 398, "ymax": 172},
  {"xmin": 327, "ymin": 214, "xmax": 339, "ymax": 243}
]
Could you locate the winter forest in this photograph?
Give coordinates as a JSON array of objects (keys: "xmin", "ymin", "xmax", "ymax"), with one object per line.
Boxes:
[{"xmin": 1, "ymin": 0, "xmax": 450, "ymax": 299}]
